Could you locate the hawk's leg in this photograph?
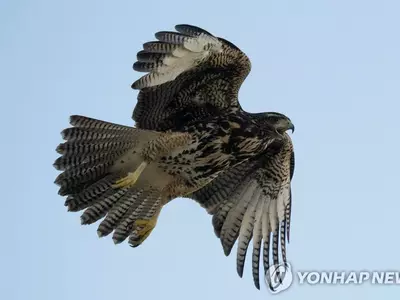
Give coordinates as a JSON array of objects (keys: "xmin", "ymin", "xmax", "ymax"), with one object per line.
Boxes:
[
  {"xmin": 134, "ymin": 211, "xmax": 161, "ymax": 242},
  {"xmin": 112, "ymin": 132, "xmax": 192, "ymax": 189},
  {"xmin": 112, "ymin": 161, "xmax": 148, "ymax": 188},
  {"xmin": 129, "ymin": 178, "xmax": 194, "ymax": 247},
  {"xmin": 128, "ymin": 206, "xmax": 162, "ymax": 247}
]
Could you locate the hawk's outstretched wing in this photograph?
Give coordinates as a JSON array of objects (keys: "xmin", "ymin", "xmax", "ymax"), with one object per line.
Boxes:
[
  {"xmin": 189, "ymin": 134, "xmax": 295, "ymax": 290},
  {"xmin": 131, "ymin": 24, "xmax": 251, "ymax": 130}
]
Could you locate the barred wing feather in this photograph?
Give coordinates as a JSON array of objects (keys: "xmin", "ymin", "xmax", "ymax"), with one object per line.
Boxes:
[
  {"xmin": 131, "ymin": 24, "xmax": 251, "ymax": 131},
  {"xmin": 190, "ymin": 135, "xmax": 294, "ymax": 290}
]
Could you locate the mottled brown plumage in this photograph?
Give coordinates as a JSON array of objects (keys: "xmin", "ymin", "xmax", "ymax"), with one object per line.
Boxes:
[{"xmin": 53, "ymin": 24, "xmax": 296, "ymax": 291}]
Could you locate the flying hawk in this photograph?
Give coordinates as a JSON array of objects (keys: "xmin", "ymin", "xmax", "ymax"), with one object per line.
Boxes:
[{"xmin": 54, "ymin": 24, "xmax": 295, "ymax": 290}]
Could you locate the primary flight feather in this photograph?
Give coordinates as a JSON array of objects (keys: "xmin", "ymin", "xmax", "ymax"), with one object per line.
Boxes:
[{"xmin": 53, "ymin": 24, "xmax": 295, "ymax": 290}]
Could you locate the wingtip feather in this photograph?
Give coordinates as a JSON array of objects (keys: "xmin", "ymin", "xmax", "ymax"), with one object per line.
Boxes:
[{"xmin": 223, "ymin": 244, "xmax": 232, "ymax": 256}]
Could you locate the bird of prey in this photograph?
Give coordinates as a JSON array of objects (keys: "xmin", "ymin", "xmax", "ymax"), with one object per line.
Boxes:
[{"xmin": 53, "ymin": 24, "xmax": 295, "ymax": 290}]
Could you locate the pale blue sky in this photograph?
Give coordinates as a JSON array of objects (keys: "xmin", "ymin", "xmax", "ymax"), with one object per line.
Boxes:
[{"xmin": 1, "ymin": 0, "xmax": 400, "ymax": 299}]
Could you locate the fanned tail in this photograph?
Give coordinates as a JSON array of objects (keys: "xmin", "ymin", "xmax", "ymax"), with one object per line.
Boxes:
[{"xmin": 54, "ymin": 115, "xmax": 166, "ymax": 246}]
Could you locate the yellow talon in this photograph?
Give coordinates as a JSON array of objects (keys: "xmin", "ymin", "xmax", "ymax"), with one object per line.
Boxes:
[
  {"xmin": 112, "ymin": 161, "xmax": 147, "ymax": 189},
  {"xmin": 134, "ymin": 214, "xmax": 159, "ymax": 243}
]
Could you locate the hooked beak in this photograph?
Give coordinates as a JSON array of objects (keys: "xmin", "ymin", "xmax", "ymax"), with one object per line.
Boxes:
[{"xmin": 288, "ymin": 122, "xmax": 295, "ymax": 133}]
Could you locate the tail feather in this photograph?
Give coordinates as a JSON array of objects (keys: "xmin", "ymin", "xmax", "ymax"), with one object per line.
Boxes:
[
  {"xmin": 54, "ymin": 143, "xmax": 133, "ymax": 170},
  {"xmin": 56, "ymin": 138, "xmax": 136, "ymax": 156},
  {"xmin": 80, "ymin": 188, "xmax": 129, "ymax": 225},
  {"xmin": 61, "ymin": 127, "xmax": 128, "ymax": 141},
  {"xmin": 69, "ymin": 115, "xmax": 133, "ymax": 130},
  {"xmin": 54, "ymin": 115, "xmax": 170, "ymax": 248},
  {"xmin": 113, "ymin": 190, "xmax": 162, "ymax": 245},
  {"xmin": 55, "ymin": 161, "xmax": 110, "ymax": 183},
  {"xmin": 97, "ymin": 189, "xmax": 144, "ymax": 237},
  {"xmin": 61, "ymin": 180, "xmax": 97, "ymax": 195},
  {"xmin": 55, "ymin": 162, "xmax": 112, "ymax": 195},
  {"xmin": 128, "ymin": 197, "xmax": 160, "ymax": 247},
  {"xmin": 64, "ymin": 174, "xmax": 120, "ymax": 211},
  {"xmin": 54, "ymin": 115, "xmax": 145, "ymax": 196}
]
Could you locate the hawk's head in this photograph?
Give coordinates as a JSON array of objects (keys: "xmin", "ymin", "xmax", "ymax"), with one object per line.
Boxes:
[{"xmin": 254, "ymin": 112, "xmax": 295, "ymax": 134}]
